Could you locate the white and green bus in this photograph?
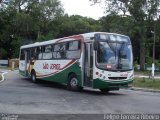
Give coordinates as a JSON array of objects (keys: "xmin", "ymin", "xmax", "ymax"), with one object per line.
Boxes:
[{"xmin": 19, "ymin": 32, "xmax": 133, "ymax": 92}]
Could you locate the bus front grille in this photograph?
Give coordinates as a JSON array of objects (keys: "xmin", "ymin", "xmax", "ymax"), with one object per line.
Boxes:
[{"xmin": 108, "ymin": 77, "xmax": 127, "ymax": 80}]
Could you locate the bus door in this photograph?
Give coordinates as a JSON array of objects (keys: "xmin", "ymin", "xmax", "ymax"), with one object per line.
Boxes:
[
  {"xmin": 84, "ymin": 43, "xmax": 93, "ymax": 87},
  {"xmin": 24, "ymin": 50, "xmax": 30, "ymax": 76}
]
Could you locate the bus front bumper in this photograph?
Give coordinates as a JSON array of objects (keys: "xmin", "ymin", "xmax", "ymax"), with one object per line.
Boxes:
[{"xmin": 93, "ymin": 78, "xmax": 133, "ymax": 90}]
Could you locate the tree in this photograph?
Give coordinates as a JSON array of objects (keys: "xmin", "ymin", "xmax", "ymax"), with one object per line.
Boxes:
[
  {"xmin": 0, "ymin": 0, "xmax": 103, "ymax": 59},
  {"xmin": 51, "ymin": 15, "xmax": 102, "ymax": 38},
  {"xmin": 0, "ymin": 0, "xmax": 64, "ymax": 58},
  {"xmin": 90, "ymin": 0, "xmax": 160, "ymax": 70},
  {"xmin": 100, "ymin": 14, "xmax": 134, "ymax": 35}
]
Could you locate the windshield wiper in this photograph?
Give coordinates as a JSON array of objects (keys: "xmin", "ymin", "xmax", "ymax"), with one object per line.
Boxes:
[
  {"xmin": 117, "ymin": 42, "xmax": 125, "ymax": 69},
  {"xmin": 107, "ymin": 41, "xmax": 117, "ymax": 60}
]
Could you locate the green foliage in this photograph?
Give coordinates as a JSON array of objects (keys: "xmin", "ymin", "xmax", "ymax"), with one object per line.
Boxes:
[
  {"xmin": 52, "ymin": 15, "xmax": 102, "ymax": 38},
  {"xmin": 0, "ymin": 48, "xmax": 7, "ymax": 59},
  {"xmin": 155, "ymin": 60, "xmax": 160, "ymax": 68},
  {"xmin": 0, "ymin": 0, "xmax": 103, "ymax": 59},
  {"xmin": 134, "ymin": 61, "xmax": 139, "ymax": 70},
  {"xmin": 92, "ymin": 0, "xmax": 160, "ymax": 70},
  {"xmin": 0, "ymin": 0, "xmax": 64, "ymax": 59},
  {"xmin": 37, "ymin": 33, "xmax": 54, "ymax": 42},
  {"xmin": 11, "ymin": 37, "xmax": 22, "ymax": 58},
  {"xmin": 99, "ymin": 14, "xmax": 134, "ymax": 36}
]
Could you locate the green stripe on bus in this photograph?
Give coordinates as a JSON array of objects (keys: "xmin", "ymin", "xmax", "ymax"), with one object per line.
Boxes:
[{"xmin": 39, "ymin": 62, "xmax": 82, "ymax": 86}]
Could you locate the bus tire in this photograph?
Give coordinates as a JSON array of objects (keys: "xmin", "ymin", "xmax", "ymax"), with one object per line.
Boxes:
[
  {"xmin": 100, "ymin": 88, "xmax": 110, "ymax": 93},
  {"xmin": 31, "ymin": 70, "xmax": 38, "ymax": 83},
  {"xmin": 67, "ymin": 74, "xmax": 82, "ymax": 91}
]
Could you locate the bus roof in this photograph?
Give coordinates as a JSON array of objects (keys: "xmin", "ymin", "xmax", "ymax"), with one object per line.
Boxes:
[{"xmin": 20, "ymin": 32, "xmax": 129, "ymax": 49}]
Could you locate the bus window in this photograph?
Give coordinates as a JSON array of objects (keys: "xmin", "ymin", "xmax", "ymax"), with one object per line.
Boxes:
[
  {"xmin": 26, "ymin": 50, "xmax": 30, "ymax": 63},
  {"xmin": 36, "ymin": 46, "xmax": 42, "ymax": 60},
  {"xmin": 20, "ymin": 50, "xmax": 25, "ymax": 60},
  {"xmin": 42, "ymin": 45, "xmax": 52, "ymax": 59},
  {"xmin": 53, "ymin": 43, "xmax": 66, "ymax": 59},
  {"xmin": 68, "ymin": 41, "xmax": 79, "ymax": 50},
  {"xmin": 30, "ymin": 48, "xmax": 36, "ymax": 59},
  {"xmin": 66, "ymin": 41, "xmax": 81, "ymax": 59}
]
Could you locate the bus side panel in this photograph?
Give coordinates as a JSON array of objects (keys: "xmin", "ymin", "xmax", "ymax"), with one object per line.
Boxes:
[
  {"xmin": 33, "ymin": 60, "xmax": 82, "ymax": 86},
  {"xmin": 40, "ymin": 61, "xmax": 81, "ymax": 86},
  {"xmin": 63, "ymin": 61, "xmax": 82, "ymax": 86}
]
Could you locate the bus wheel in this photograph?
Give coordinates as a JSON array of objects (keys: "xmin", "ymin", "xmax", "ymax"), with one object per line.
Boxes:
[
  {"xmin": 100, "ymin": 88, "xmax": 110, "ymax": 93},
  {"xmin": 31, "ymin": 70, "xmax": 37, "ymax": 83},
  {"xmin": 68, "ymin": 74, "xmax": 82, "ymax": 91}
]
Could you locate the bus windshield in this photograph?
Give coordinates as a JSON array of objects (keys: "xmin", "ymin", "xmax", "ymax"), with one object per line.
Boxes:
[{"xmin": 96, "ymin": 35, "xmax": 133, "ymax": 71}]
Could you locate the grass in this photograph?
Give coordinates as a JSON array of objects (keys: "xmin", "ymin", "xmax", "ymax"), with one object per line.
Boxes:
[{"xmin": 133, "ymin": 78, "xmax": 160, "ymax": 90}]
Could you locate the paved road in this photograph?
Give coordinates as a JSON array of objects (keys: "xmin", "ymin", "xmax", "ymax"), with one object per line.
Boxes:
[{"xmin": 0, "ymin": 70, "xmax": 160, "ymax": 117}]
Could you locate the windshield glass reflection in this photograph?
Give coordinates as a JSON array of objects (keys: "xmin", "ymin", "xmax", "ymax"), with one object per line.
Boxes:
[{"xmin": 97, "ymin": 41, "xmax": 133, "ymax": 71}]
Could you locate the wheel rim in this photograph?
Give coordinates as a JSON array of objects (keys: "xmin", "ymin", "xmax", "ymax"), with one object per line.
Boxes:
[{"xmin": 70, "ymin": 78, "xmax": 78, "ymax": 88}]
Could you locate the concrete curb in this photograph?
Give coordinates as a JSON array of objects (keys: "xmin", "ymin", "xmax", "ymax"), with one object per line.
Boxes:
[
  {"xmin": 130, "ymin": 87, "xmax": 160, "ymax": 93},
  {"xmin": 0, "ymin": 70, "xmax": 11, "ymax": 83}
]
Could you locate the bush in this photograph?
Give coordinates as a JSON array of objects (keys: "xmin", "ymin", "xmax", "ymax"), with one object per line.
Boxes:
[{"xmin": 0, "ymin": 48, "xmax": 7, "ymax": 59}]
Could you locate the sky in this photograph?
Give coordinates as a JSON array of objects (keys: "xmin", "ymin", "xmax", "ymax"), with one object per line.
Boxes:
[{"xmin": 60, "ymin": 0, "xmax": 105, "ymax": 20}]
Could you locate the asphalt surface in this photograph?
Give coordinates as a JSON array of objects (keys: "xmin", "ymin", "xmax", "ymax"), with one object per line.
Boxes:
[{"xmin": 0, "ymin": 70, "xmax": 160, "ymax": 119}]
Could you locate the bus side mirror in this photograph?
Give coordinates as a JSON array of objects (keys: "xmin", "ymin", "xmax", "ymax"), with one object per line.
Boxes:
[{"xmin": 93, "ymin": 41, "xmax": 98, "ymax": 50}]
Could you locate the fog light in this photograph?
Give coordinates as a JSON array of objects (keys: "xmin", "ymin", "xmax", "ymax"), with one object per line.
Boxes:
[{"xmin": 128, "ymin": 84, "xmax": 132, "ymax": 87}]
